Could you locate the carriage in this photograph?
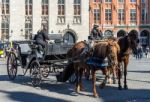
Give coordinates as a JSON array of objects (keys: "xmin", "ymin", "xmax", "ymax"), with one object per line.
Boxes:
[{"xmin": 7, "ymin": 34, "xmax": 75, "ymax": 86}]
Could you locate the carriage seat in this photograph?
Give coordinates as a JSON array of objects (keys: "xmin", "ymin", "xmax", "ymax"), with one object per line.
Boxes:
[{"xmin": 18, "ymin": 43, "xmax": 32, "ymax": 66}]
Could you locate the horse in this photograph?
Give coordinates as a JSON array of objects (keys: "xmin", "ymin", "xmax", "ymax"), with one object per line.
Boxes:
[
  {"xmin": 66, "ymin": 40, "xmax": 120, "ymax": 97},
  {"xmin": 117, "ymin": 33, "xmax": 139, "ymax": 90},
  {"xmin": 88, "ymin": 40, "xmax": 120, "ymax": 97},
  {"xmin": 67, "ymin": 41, "xmax": 90, "ymax": 92}
]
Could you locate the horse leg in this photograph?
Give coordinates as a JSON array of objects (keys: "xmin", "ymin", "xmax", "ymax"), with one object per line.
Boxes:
[
  {"xmin": 118, "ymin": 64, "xmax": 122, "ymax": 90},
  {"xmin": 112, "ymin": 66, "xmax": 117, "ymax": 84},
  {"xmin": 79, "ymin": 68, "xmax": 84, "ymax": 91},
  {"xmin": 100, "ymin": 68, "xmax": 109, "ymax": 88},
  {"xmin": 124, "ymin": 58, "xmax": 129, "ymax": 89},
  {"xmin": 92, "ymin": 69, "xmax": 98, "ymax": 97},
  {"xmin": 75, "ymin": 65, "xmax": 80, "ymax": 92}
]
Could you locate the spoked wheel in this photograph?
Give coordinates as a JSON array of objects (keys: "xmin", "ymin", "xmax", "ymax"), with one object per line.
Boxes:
[
  {"xmin": 69, "ymin": 73, "xmax": 76, "ymax": 84},
  {"xmin": 41, "ymin": 65, "xmax": 50, "ymax": 78},
  {"xmin": 7, "ymin": 52, "xmax": 17, "ymax": 80},
  {"xmin": 30, "ymin": 60, "xmax": 41, "ymax": 87}
]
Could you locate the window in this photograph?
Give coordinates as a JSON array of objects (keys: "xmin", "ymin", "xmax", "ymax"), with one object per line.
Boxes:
[
  {"xmin": 118, "ymin": 0, "xmax": 124, "ymax": 2},
  {"xmin": 105, "ymin": 9, "xmax": 111, "ymax": 21},
  {"xmin": 25, "ymin": 18, "xmax": 32, "ymax": 39},
  {"xmin": 130, "ymin": 0, "xmax": 136, "ymax": 3},
  {"xmin": 25, "ymin": 0, "xmax": 32, "ymax": 15},
  {"xmin": 130, "ymin": 9, "xmax": 136, "ymax": 23},
  {"xmin": 1, "ymin": 16, "xmax": 9, "ymax": 40},
  {"xmin": 141, "ymin": 0, "xmax": 145, "ymax": 3},
  {"xmin": 1, "ymin": 0, "xmax": 10, "ymax": 41},
  {"xmin": 42, "ymin": 0, "xmax": 48, "ymax": 15},
  {"xmin": 105, "ymin": 0, "xmax": 112, "ymax": 3},
  {"xmin": 41, "ymin": 0, "xmax": 49, "ymax": 32},
  {"xmin": 73, "ymin": 0, "xmax": 81, "ymax": 24},
  {"xmin": 57, "ymin": 0, "xmax": 65, "ymax": 24},
  {"xmin": 118, "ymin": 9, "xmax": 124, "ymax": 21},
  {"xmin": 94, "ymin": 9, "xmax": 100, "ymax": 24},
  {"xmin": 94, "ymin": 0, "xmax": 100, "ymax": 2},
  {"xmin": 41, "ymin": 16, "xmax": 48, "ymax": 33},
  {"xmin": 2, "ymin": 0, "xmax": 9, "ymax": 15},
  {"xmin": 141, "ymin": 8, "xmax": 147, "ymax": 23}
]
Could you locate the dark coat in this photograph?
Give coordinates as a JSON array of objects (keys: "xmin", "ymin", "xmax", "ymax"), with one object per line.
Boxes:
[
  {"xmin": 91, "ymin": 28, "xmax": 102, "ymax": 40},
  {"xmin": 35, "ymin": 30, "xmax": 49, "ymax": 48}
]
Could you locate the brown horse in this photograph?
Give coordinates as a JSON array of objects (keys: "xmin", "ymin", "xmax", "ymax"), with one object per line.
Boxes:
[
  {"xmin": 88, "ymin": 40, "xmax": 120, "ymax": 97},
  {"xmin": 67, "ymin": 40, "xmax": 120, "ymax": 97},
  {"xmin": 67, "ymin": 41, "xmax": 90, "ymax": 92},
  {"xmin": 117, "ymin": 34, "xmax": 139, "ymax": 90}
]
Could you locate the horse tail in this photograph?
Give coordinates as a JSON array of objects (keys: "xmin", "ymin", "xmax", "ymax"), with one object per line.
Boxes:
[{"xmin": 56, "ymin": 63, "xmax": 74, "ymax": 82}]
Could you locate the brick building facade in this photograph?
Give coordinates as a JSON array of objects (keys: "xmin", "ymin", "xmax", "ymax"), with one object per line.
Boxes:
[
  {"xmin": 0, "ymin": 0, "xmax": 89, "ymax": 42},
  {"xmin": 90, "ymin": 0, "xmax": 150, "ymax": 48}
]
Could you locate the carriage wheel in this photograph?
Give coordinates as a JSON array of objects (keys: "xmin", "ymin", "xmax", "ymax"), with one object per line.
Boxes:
[
  {"xmin": 69, "ymin": 73, "xmax": 76, "ymax": 84},
  {"xmin": 41, "ymin": 65, "xmax": 50, "ymax": 78},
  {"xmin": 7, "ymin": 52, "xmax": 17, "ymax": 80},
  {"xmin": 30, "ymin": 60, "xmax": 41, "ymax": 87}
]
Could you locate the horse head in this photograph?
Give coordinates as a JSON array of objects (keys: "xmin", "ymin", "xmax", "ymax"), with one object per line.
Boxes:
[
  {"xmin": 107, "ymin": 40, "xmax": 120, "ymax": 67},
  {"xmin": 127, "ymin": 34, "xmax": 139, "ymax": 55}
]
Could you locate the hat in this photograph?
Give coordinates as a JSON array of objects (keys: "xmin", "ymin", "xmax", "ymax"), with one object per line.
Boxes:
[{"xmin": 94, "ymin": 24, "xmax": 99, "ymax": 28}]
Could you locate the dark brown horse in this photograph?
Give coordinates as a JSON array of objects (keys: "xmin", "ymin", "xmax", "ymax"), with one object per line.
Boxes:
[
  {"xmin": 117, "ymin": 34, "xmax": 139, "ymax": 90},
  {"xmin": 67, "ymin": 41, "xmax": 90, "ymax": 92},
  {"xmin": 67, "ymin": 40, "xmax": 120, "ymax": 97}
]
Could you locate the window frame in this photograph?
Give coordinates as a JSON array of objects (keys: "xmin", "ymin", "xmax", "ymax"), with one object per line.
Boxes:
[
  {"xmin": 73, "ymin": 0, "xmax": 81, "ymax": 24},
  {"xmin": 93, "ymin": 8, "xmax": 100, "ymax": 24}
]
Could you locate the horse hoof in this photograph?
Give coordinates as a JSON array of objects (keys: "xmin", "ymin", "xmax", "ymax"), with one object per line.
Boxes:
[
  {"xmin": 93, "ymin": 93, "xmax": 99, "ymax": 98},
  {"xmin": 80, "ymin": 87, "xmax": 85, "ymax": 91},
  {"xmin": 124, "ymin": 85, "xmax": 128, "ymax": 90},
  {"xmin": 118, "ymin": 86, "xmax": 122, "ymax": 90},
  {"xmin": 99, "ymin": 83, "xmax": 105, "ymax": 89},
  {"xmin": 113, "ymin": 80, "xmax": 117, "ymax": 84},
  {"xmin": 75, "ymin": 87, "xmax": 80, "ymax": 92}
]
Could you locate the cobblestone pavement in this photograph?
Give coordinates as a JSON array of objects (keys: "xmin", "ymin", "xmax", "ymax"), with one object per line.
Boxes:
[{"xmin": 0, "ymin": 57, "xmax": 150, "ymax": 102}]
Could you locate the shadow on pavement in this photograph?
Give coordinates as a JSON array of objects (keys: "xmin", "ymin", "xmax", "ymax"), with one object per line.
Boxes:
[
  {"xmin": 0, "ymin": 90, "xmax": 69, "ymax": 102},
  {"xmin": 128, "ymin": 70, "xmax": 150, "ymax": 74},
  {"xmin": 99, "ymin": 86, "xmax": 150, "ymax": 102}
]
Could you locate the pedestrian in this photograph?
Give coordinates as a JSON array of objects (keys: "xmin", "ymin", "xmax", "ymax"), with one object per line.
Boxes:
[{"xmin": 145, "ymin": 46, "xmax": 149, "ymax": 58}]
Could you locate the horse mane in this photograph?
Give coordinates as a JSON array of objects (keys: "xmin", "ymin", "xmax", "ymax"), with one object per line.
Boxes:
[
  {"xmin": 67, "ymin": 41, "xmax": 87, "ymax": 58},
  {"xmin": 93, "ymin": 41, "xmax": 110, "ymax": 58}
]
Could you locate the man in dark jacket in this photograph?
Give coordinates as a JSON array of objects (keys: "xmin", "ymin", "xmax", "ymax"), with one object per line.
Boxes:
[
  {"xmin": 35, "ymin": 29, "xmax": 49, "ymax": 49},
  {"xmin": 91, "ymin": 24, "xmax": 102, "ymax": 40},
  {"xmin": 35, "ymin": 28, "xmax": 49, "ymax": 56}
]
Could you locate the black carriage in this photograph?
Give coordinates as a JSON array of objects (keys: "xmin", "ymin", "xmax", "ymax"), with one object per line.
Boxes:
[{"xmin": 7, "ymin": 34, "xmax": 75, "ymax": 86}]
